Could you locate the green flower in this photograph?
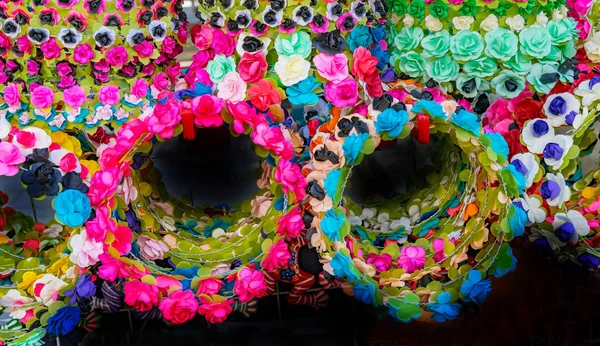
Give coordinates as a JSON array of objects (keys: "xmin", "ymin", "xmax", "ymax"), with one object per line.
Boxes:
[
  {"xmin": 398, "ymin": 51, "xmax": 426, "ymax": 78},
  {"xmin": 390, "ymin": 0, "xmax": 407, "ymax": 15},
  {"xmin": 463, "ymin": 57, "xmax": 498, "ymax": 78},
  {"xmin": 547, "ymin": 18, "xmax": 578, "ymax": 45},
  {"xmin": 562, "ymin": 41, "xmax": 577, "ymax": 59},
  {"xmin": 450, "ymin": 30, "xmax": 484, "ymax": 61},
  {"xmin": 526, "ymin": 63, "xmax": 558, "ymax": 94},
  {"xmin": 491, "ymin": 70, "xmax": 526, "ymax": 98},
  {"xmin": 425, "ymin": 54, "xmax": 459, "ymax": 83},
  {"xmin": 503, "ymin": 53, "xmax": 532, "ymax": 75},
  {"xmin": 407, "ymin": 0, "xmax": 426, "ymax": 19},
  {"xmin": 493, "ymin": 1, "xmax": 512, "ymax": 16},
  {"xmin": 519, "ymin": 25, "xmax": 552, "ymax": 59},
  {"xmin": 538, "ymin": 45, "xmax": 563, "ymax": 64},
  {"xmin": 519, "ymin": 0, "xmax": 536, "ymax": 15},
  {"xmin": 430, "ymin": 1, "xmax": 449, "ymax": 18},
  {"xmin": 275, "ymin": 31, "xmax": 312, "ymax": 58},
  {"xmin": 459, "ymin": 0, "xmax": 478, "ymax": 17},
  {"xmin": 394, "ymin": 26, "xmax": 424, "ymax": 52},
  {"xmin": 206, "ymin": 54, "xmax": 236, "ymax": 84},
  {"xmin": 457, "ymin": 74, "xmax": 486, "ymax": 98},
  {"xmin": 484, "ymin": 28, "xmax": 518, "ymax": 62},
  {"xmin": 421, "ymin": 30, "xmax": 450, "ymax": 58}
]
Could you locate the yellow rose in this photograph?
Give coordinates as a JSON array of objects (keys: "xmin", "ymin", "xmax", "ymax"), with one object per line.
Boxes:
[
  {"xmin": 274, "ymin": 55, "xmax": 311, "ymax": 86},
  {"xmin": 50, "ymin": 132, "xmax": 82, "ymax": 157},
  {"xmin": 479, "ymin": 14, "xmax": 498, "ymax": 32},
  {"xmin": 47, "ymin": 256, "xmax": 69, "ymax": 277},
  {"xmin": 403, "ymin": 14, "xmax": 414, "ymax": 28}
]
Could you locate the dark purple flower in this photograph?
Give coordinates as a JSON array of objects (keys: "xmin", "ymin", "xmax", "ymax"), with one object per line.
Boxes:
[
  {"xmin": 543, "ymin": 142, "xmax": 564, "ymax": 160},
  {"xmin": 125, "ymin": 207, "xmax": 141, "ymax": 232},
  {"xmin": 64, "ymin": 274, "xmax": 96, "ymax": 304},
  {"xmin": 21, "ymin": 162, "xmax": 62, "ymax": 198},
  {"xmin": 541, "ymin": 180, "xmax": 560, "ymax": 200},
  {"xmin": 533, "ymin": 237, "xmax": 552, "ymax": 256},
  {"xmin": 381, "ymin": 67, "xmax": 397, "ymax": 83},
  {"xmin": 555, "ymin": 222, "xmax": 574, "ymax": 242},
  {"xmin": 510, "ymin": 159, "xmax": 528, "ymax": 176},
  {"xmin": 532, "ymin": 119, "xmax": 549, "ymax": 137},
  {"xmin": 548, "ymin": 96, "xmax": 566, "ymax": 115},
  {"xmin": 565, "ymin": 111, "xmax": 577, "ymax": 126},
  {"xmin": 589, "ymin": 76, "xmax": 600, "ymax": 88}
]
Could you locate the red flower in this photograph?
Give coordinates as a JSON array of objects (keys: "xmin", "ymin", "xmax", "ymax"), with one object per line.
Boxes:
[
  {"xmin": 351, "ymin": 47, "xmax": 378, "ymax": 81},
  {"xmin": 513, "ymin": 98, "xmax": 543, "ymax": 128},
  {"xmin": 248, "ymin": 79, "xmax": 283, "ymax": 111},
  {"xmin": 503, "ymin": 128, "xmax": 526, "ymax": 159}
]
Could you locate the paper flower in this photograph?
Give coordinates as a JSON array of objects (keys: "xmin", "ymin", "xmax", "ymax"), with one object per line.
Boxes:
[
  {"xmin": 263, "ymin": 239, "xmax": 291, "ymax": 271},
  {"xmin": 46, "ymin": 306, "xmax": 81, "ymax": 336},
  {"xmin": 541, "ymin": 173, "xmax": 571, "ymax": 208},
  {"xmin": 552, "ymin": 210, "xmax": 591, "ymax": 242},
  {"xmin": 53, "ymin": 190, "xmax": 91, "ymax": 227},
  {"xmin": 197, "ymin": 296, "xmax": 234, "ymax": 324},
  {"xmin": 233, "ymin": 267, "xmax": 267, "ymax": 303},
  {"xmin": 0, "ymin": 142, "xmax": 25, "ymax": 177},
  {"xmin": 159, "ymin": 290, "xmax": 199, "ymax": 325},
  {"xmin": 124, "ymin": 281, "xmax": 160, "ymax": 313}
]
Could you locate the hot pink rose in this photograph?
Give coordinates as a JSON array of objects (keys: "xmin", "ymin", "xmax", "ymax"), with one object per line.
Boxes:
[
  {"xmin": 313, "ymin": 53, "xmax": 349, "ymax": 83},
  {"xmin": 40, "ymin": 38, "xmax": 61, "ymax": 59},
  {"xmin": 26, "ymin": 60, "xmax": 40, "ymax": 76},
  {"xmin": 137, "ymin": 235, "xmax": 170, "ymax": 261},
  {"xmin": 238, "ymin": 52, "xmax": 268, "ymax": 83},
  {"xmin": 193, "ymin": 25, "xmax": 213, "ymax": 50},
  {"xmin": 211, "ymin": 28, "xmax": 234, "ymax": 56},
  {"xmin": 274, "ymin": 160, "xmax": 307, "ymax": 202},
  {"xmin": 88, "ymin": 168, "xmax": 122, "ymax": 207},
  {"xmin": 156, "ymin": 276, "xmax": 183, "ymax": 296},
  {"xmin": 16, "ymin": 35, "xmax": 32, "ymax": 54},
  {"xmin": 134, "ymin": 41, "xmax": 154, "ymax": 58},
  {"xmin": 30, "ymin": 86, "xmax": 54, "ymax": 109},
  {"xmin": 276, "ymin": 206, "xmax": 304, "ymax": 238},
  {"xmin": 197, "ymin": 296, "xmax": 233, "ymax": 324},
  {"xmin": 3, "ymin": 83, "xmax": 21, "ymax": 108},
  {"xmin": 56, "ymin": 62, "xmax": 75, "ymax": 77},
  {"xmin": 147, "ymin": 100, "xmax": 181, "ymax": 139},
  {"xmin": 233, "ymin": 267, "xmax": 267, "ymax": 302},
  {"xmin": 73, "ymin": 44, "xmax": 95, "ymax": 64},
  {"xmin": 106, "ymin": 46, "xmax": 129, "ymax": 67},
  {"xmin": 63, "ymin": 85, "xmax": 86, "ymax": 108},
  {"xmin": 227, "ymin": 101, "xmax": 258, "ymax": 134},
  {"xmin": 85, "ymin": 207, "xmax": 115, "ymax": 241},
  {"xmin": 366, "ymin": 253, "xmax": 393, "ymax": 272},
  {"xmin": 263, "ymin": 239, "xmax": 291, "ymax": 271},
  {"xmin": 130, "ymin": 79, "xmax": 149, "ymax": 99},
  {"xmin": 58, "ymin": 76, "xmax": 76, "ymax": 89},
  {"xmin": 432, "ymin": 238, "xmax": 446, "ymax": 263},
  {"xmin": 397, "ymin": 246, "xmax": 426, "ymax": 273},
  {"xmin": 324, "ymin": 78, "xmax": 358, "ymax": 108},
  {"xmin": 197, "ymin": 278, "xmax": 223, "ymax": 296},
  {"xmin": 159, "ymin": 290, "xmax": 199, "ymax": 324},
  {"xmin": 98, "ymin": 85, "xmax": 121, "ymax": 106},
  {"xmin": 59, "ymin": 152, "xmax": 78, "ymax": 173},
  {"xmin": 124, "ymin": 281, "xmax": 160, "ymax": 312},
  {"xmin": 153, "ymin": 72, "xmax": 170, "ymax": 91},
  {"xmin": 162, "ymin": 36, "xmax": 177, "ymax": 54},
  {"xmin": 109, "ymin": 224, "xmax": 132, "ymax": 256},
  {"xmin": 0, "ymin": 142, "xmax": 25, "ymax": 176},
  {"xmin": 191, "ymin": 95, "xmax": 225, "ymax": 127},
  {"xmin": 141, "ymin": 63, "xmax": 156, "ymax": 77},
  {"xmin": 251, "ymin": 124, "xmax": 294, "ymax": 160}
]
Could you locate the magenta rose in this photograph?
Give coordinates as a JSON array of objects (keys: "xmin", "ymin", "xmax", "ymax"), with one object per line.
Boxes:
[
  {"xmin": 63, "ymin": 85, "xmax": 87, "ymax": 108},
  {"xmin": 131, "ymin": 79, "xmax": 149, "ymax": 99},
  {"xmin": 324, "ymin": 78, "xmax": 359, "ymax": 108},
  {"xmin": 366, "ymin": 253, "xmax": 393, "ymax": 272},
  {"xmin": 30, "ymin": 86, "xmax": 54, "ymax": 109},
  {"xmin": 106, "ymin": 46, "xmax": 129, "ymax": 67},
  {"xmin": 134, "ymin": 41, "xmax": 154, "ymax": 58},
  {"xmin": 98, "ymin": 85, "xmax": 120, "ymax": 106},
  {"xmin": 57, "ymin": 62, "xmax": 75, "ymax": 77},
  {"xmin": 124, "ymin": 281, "xmax": 159, "ymax": 312},
  {"xmin": 40, "ymin": 38, "xmax": 61, "ymax": 59},
  {"xmin": 73, "ymin": 44, "xmax": 95, "ymax": 64},
  {"xmin": 16, "ymin": 35, "xmax": 32, "ymax": 54},
  {"xmin": 197, "ymin": 278, "xmax": 223, "ymax": 296},
  {"xmin": 159, "ymin": 290, "xmax": 199, "ymax": 325},
  {"xmin": 58, "ymin": 76, "xmax": 77, "ymax": 89},
  {"xmin": 211, "ymin": 28, "xmax": 234, "ymax": 56},
  {"xmin": 162, "ymin": 36, "xmax": 177, "ymax": 54},
  {"xmin": 3, "ymin": 83, "xmax": 21, "ymax": 108}
]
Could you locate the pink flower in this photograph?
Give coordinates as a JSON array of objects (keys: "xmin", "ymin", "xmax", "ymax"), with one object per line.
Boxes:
[
  {"xmin": 97, "ymin": 254, "xmax": 127, "ymax": 281},
  {"xmin": 313, "ymin": 53, "xmax": 349, "ymax": 83},
  {"xmin": 63, "ymin": 85, "xmax": 86, "ymax": 108},
  {"xmin": 85, "ymin": 207, "xmax": 115, "ymax": 241},
  {"xmin": 147, "ymin": 100, "xmax": 181, "ymax": 139},
  {"xmin": 56, "ymin": 62, "xmax": 75, "ymax": 77},
  {"xmin": 88, "ymin": 168, "xmax": 122, "ymax": 207},
  {"xmin": 217, "ymin": 72, "xmax": 247, "ymax": 103},
  {"xmin": 251, "ymin": 124, "xmax": 294, "ymax": 160},
  {"xmin": 263, "ymin": 239, "xmax": 291, "ymax": 271},
  {"xmin": 276, "ymin": 206, "xmax": 304, "ymax": 238},
  {"xmin": 58, "ymin": 76, "xmax": 76, "ymax": 89},
  {"xmin": 159, "ymin": 290, "xmax": 199, "ymax": 324},
  {"xmin": 567, "ymin": 0, "xmax": 593, "ymax": 17},
  {"xmin": 69, "ymin": 230, "xmax": 103, "ymax": 267},
  {"xmin": 106, "ymin": 46, "xmax": 129, "ymax": 66},
  {"xmin": 40, "ymin": 38, "xmax": 61, "ymax": 59},
  {"xmin": 30, "ymin": 86, "xmax": 54, "ymax": 109},
  {"xmin": 73, "ymin": 44, "xmax": 95, "ymax": 64},
  {"xmin": 227, "ymin": 101, "xmax": 258, "ymax": 134},
  {"xmin": 109, "ymin": 224, "xmax": 132, "ymax": 256},
  {"xmin": 197, "ymin": 278, "xmax": 223, "ymax": 296},
  {"xmin": 352, "ymin": 47, "xmax": 379, "ymax": 81},
  {"xmin": 152, "ymin": 72, "xmax": 170, "ymax": 91},
  {"xmin": 131, "ymin": 79, "xmax": 149, "ymax": 99},
  {"xmin": 324, "ymin": 78, "xmax": 358, "ymax": 109},
  {"xmin": 0, "ymin": 142, "xmax": 25, "ymax": 176},
  {"xmin": 233, "ymin": 267, "xmax": 267, "ymax": 302},
  {"xmin": 193, "ymin": 25, "xmax": 213, "ymax": 50},
  {"xmin": 26, "ymin": 60, "xmax": 39, "ymax": 76},
  {"xmin": 191, "ymin": 95, "xmax": 225, "ymax": 127},
  {"xmin": 3, "ymin": 83, "xmax": 21, "ymax": 108},
  {"xmin": 16, "ymin": 36, "xmax": 32, "ymax": 55},
  {"xmin": 137, "ymin": 235, "xmax": 169, "ymax": 261},
  {"xmin": 366, "ymin": 253, "xmax": 393, "ymax": 272},
  {"xmin": 156, "ymin": 276, "xmax": 183, "ymax": 296},
  {"xmin": 98, "ymin": 85, "xmax": 121, "ymax": 106},
  {"xmin": 134, "ymin": 41, "xmax": 154, "ymax": 58},
  {"xmin": 59, "ymin": 152, "xmax": 79, "ymax": 172},
  {"xmin": 336, "ymin": 13, "xmax": 356, "ymax": 33},
  {"xmin": 162, "ymin": 36, "xmax": 177, "ymax": 54},
  {"xmin": 141, "ymin": 63, "xmax": 156, "ymax": 77},
  {"xmin": 274, "ymin": 160, "xmax": 307, "ymax": 202},
  {"xmin": 211, "ymin": 28, "xmax": 234, "ymax": 56},
  {"xmin": 484, "ymin": 98, "xmax": 512, "ymax": 134},
  {"xmin": 250, "ymin": 195, "xmax": 272, "ymax": 218},
  {"xmin": 432, "ymin": 238, "xmax": 446, "ymax": 262},
  {"xmin": 576, "ymin": 18, "xmax": 591, "ymax": 40},
  {"xmin": 197, "ymin": 296, "xmax": 234, "ymax": 324},
  {"xmin": 397, "ymin": 246, "xmax": 426, "ymax": 273},
  {"xmin": 124, "ymin": 281, "xmax": 159, "ymax": 312}
]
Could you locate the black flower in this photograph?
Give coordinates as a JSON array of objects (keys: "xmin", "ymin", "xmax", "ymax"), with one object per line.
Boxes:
[
  {"xmin": 306, "ymin": 181, "xmax": 326, "ymax": 200},
  {"xmin": 312, "ymin": 30, "xmax": 346, "ymax": 55},
  {"xmin": 241, "ymin": 36, "xmax": 263, "ymax": 53},
  {"xmin": 21, "ymin": 162, "xmax": 62, "ymax": 198},
  {"xmin": 336, "ymin": 116, "xmax": 369, "ymax": 138}
]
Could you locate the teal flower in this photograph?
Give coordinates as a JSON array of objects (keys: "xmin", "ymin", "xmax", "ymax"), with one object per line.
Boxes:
[
  {"xmin": 451, "ymin": 109, "xmax": 481, "ymax": 136},
  {"xmin": 53, "ymin": 189, "xmax": 91, "ymax": 227},
  {"xmin": 538, "ymin": 45, "xmax": 564, "ymax": 65},
  {"xmin": 411, "ymin": 99, "xmax": 446, "ymax": 118},
  {"xmin": 450, "ymin": 30, "xmax": 484, "ymax": 61},
  {"xmin": 491, "ymin": 70, "xmax": 526, "ymax": 98},
  {"xmin": 205, "ymin": 55, "xmax": 236, "ymax": 83},
  {"xmin": 330, "ymin": 252, "xmax": 360, "ymax": 282},
  {"xmin": 460, "ymin": 270, "xmax": 492, "ymax": 304},
  {"xmin": 320, "ymin": 209, "xmax": 346, "ymax": 242},
  {"xmin": 348, "ymin": 26, "xmax": 374, "ymax": 52},
  {"xmin": 286, "ymin": 77, "xmax": 320, "ymax": 105},
  {"xmin": 393, "ymin": 26, "xmax": 424, "ymax": 52},
  {"xmin": 503, "ymin": 53, "xmax": 532, "ymax": 76},
  {"xmin": 527, "ymin": 63, "xmax": 559, "ymax": 94},
  {"xmin": 484, "ymin": 132, "xmax": 509, "ymax": 158},
  {"xmin": 324, "ymin": 169, "xmax": 341, "ymax": 199},
  {"xmin": 508, "ymin": 203, "xmax": 528, "ymax": 237},
  {"xmin": 491, "ymin": 248, "xmax": 517, "ymax": 278},
  {"xmin": 519, "ymin": 25, "xmax": 552, "ymax": 59},
  {"xmin": 375, "ymin": 109, "xmax": 408, "ymax": 137},
  {"xmin": 463, "ymin": 57, "xmax": 498, "ymax": 78},
  {"xmin": 342, "ymin": 133, "xmax": 369, "ymax": 165},
  {"xmin": 562, "ymin": 41, "xmax": 577, "ymax": 60},
  {"xmin": 456, "ymin": 74, "xmax": 487, "ymax": 98},
  {"xmin": 547, "ymin": 18, "xmax": 578, "ymax": 45},
  {"xmin": 484, "ymin": 28, "xmax": 518, "ymax": 62},
  {"xmin": 503, "ymin": 164, "xmax": 527, "ymax": 195},
  {"xmin": 397, "ymin": 51, "xmax": 426, "ymax": 78},
  {"xmin": 275, "ymin": 31, "xmax": 312, "ymax": 58},
  {"xmin": 425, "ymin": 54, "xmax": 459, "ymax": 83},
  {"xmin": 421, "ymin": 30, "xmax": 450, "ymax": 58},
  {"xmin": 429, "ymin": 292, "xmax": 460, "ymax": 322}
]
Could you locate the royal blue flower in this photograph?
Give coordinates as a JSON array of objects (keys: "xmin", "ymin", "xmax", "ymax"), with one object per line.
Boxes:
[
  {"xmin": 375, "ymin": 109, "xmax": 408, "ymax": 138},
  {"xmin": 353, "ymin": 277, "xmax": 376, "ymax": 304},
  {"xmin": 451, "ymin": 110, "xmax": 481, "ymax": 136},
  {"xmin": 578, "ymin": 253, "xmax": 600, "ymax": 269},
  {"xmin": 173, "ymin": 266, "xmax": 200, "ymax": 290},
  {"xmin": 348, "ymin": 26, "xmax": 373, "ymax": 52},
  {"xmin": 370, "ymin": 24, "xmax": 387, "ymax": 42},
  {"xmin": 508, "ymin": 204, "xmax": 528, "ymax": 237},
  {"xmin": 46, "ymin": 306, "xmax": 81, "ymax": 336},
  {"xmin": 429, "ymin": 292, "xmax": 461, "ymax": 322},
  {"xmin": 324, "ymin": 169, "xmax": 342, "ymax": 199},
  {"xmin": 484, "ymin": 132, "xmax": 510, "ymax": 159},
  {"xmin": 286, "ymin": 77, "xmax": 320, "ymax": 105},
  {"xmin": 371, "ymin": 43, "xmax": 389, "ymax": 70},
  {"xmin": 460, "ymin": 270, "xmax": 492, "ymax": 304},
  {"xmin": 342, "ymin": 133, "xmax": 369, "ymax": 165},
  {"xmin": 330, "ymin": 252, "xmax": 360, "ymax": 282},
  {"xmin": 320, "ymin": 209, "xmax": 346, "ymax": 242},
  {"xmin": 411, "ymin": 100, "xmax": 446, "ymax": 118},
  {"xmin": 64, "ymin": 274, "xmax": 96, "ymax": 304},
  {"xmin": 53, "ymin": 190, "xmax": 91, "ymax": 227}
]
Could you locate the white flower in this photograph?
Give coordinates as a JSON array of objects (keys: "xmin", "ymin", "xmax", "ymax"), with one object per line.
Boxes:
[
  {"xmin": 510, "ymin": 152, "xmax": 539, "ymax": 188},
  {"xmin": 452, "ymin": 16, "xmax": 474, "ymax": 30},
  {"xmin": 403, "ymin": 14, "xmax": 414, "ymax": 28},
  {"xmin": 43, "ymin": 224, "xmax": 63, "ymax": 238},
  {"xmin": 506, "ymin": 15, "xmax": 525, "ymax": 32},
  {"xmin": 216, "ymin": 72, "xmax": 247, "ymax": 103},
  {"xmin": 0, "ymin": 289, "xmax": 33, "ymax": 319},
  {"xmin": 479, "ymin": 14, "xmax": 498, "ymax": 31},
  {"xmin": 552, "ymin": 8, "xmax": 565, "ymax": 21},
  {"xmin": 543, "ymin": 93, "xmax": 581, "ymax": 127},
  {"xmin": 542, "ymin": 134, "xmax": 573, "ymax": 170},
  {"xmin": 408, "ymin": 204, "xmax": 420, "ymax": 223},
  {"xmin": 522, "ymin": 119, "xmax": 555, "ymax": 154},
  {"xmin": 33, "ymin": 274, "xmax": 67, "ymax": 306},
  {"xmin": 535, "ymin": 12, "xmax": 549, "ymax": 26},
  {"xmin": 11, "ymin": 127, "xmax": 52, "ymax": 155},
  {"xmin": 0, "ymin": 115, "xmax": 10, "ymax": 140},
  {"xmin": 425, "ymin": 15, "xmax": 443, "ymax": 32},
  {"xmin": 361, "ymin": 208, "xmax": 377, "ymax": 220},
  {"xmin": 326, "ymin": 3, "xmax": 341, "ymax": 21},
  {"xmin": 514, "ymin": 194, "xmax": 546, "ymax": 226},
  {"xmin": 116, "ymin": 176, "xmax": 138, "ymax": 204},
  {"xmin": 574, "ymin": 78, "xmax": 600, "ymax": 107},
  {"xmin": 348, "ymin": 210, "xmax": 362, "ymax": 226},
  {"xmin": 69, "ymin": 230, "xmax": 103, "ymax": 268},
  {"xmin": 584, "ymin": 32, "xmax": 600, "ymax": 63},
  {"xmin": 542, "ymin": 173, "xmax": 571, "ymax": 208},
  {"xmin": 390, "ymin": 217, "xmax": 412, "ymax": 234},
  {"xmin": 552, "ymin": 210, "xmax": 590, "ymax": 242},
  {"xmin": 274, "ymin": 55, "xmax": 311, "ymax": 86}
]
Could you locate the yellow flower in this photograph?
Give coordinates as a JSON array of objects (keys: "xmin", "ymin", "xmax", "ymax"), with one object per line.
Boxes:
[
  {"xmin": 47, "ymin": 256, "xmax": 69, "ymax": 277},
  {"xmin": 50, "ymin": 132, "xmax": 82, "ymax": 157},
  {"xmin": 18, "ymin": 271, "xmax": 43, "ymax": 296},
  {"xmin": 80, "ymin": 160, "xmax": 101, "ymax": 178}
]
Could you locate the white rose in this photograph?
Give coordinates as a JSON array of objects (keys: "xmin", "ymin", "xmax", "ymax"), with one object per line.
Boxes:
[
  {"xmin": 479, "ymin": 14, "xmax": 498, "ymax": 31},
  {"xmin": 505, "ymin": 15, "xmax": 525, "ymax": 32},
  {"xmin": 536, "ymin": 12, "xmax": 549, "ymax": 26},
  {"xmin": 274, "ymin": 55, "xmax": 311, "ymax": 86},
  {"xmin": 403, "ymin": 14, "xmax": 414, "ymax": 28},
  {"xmin": 452, "ymin": 16, "xmax": 474, "ymax": 30},
  {"xmin": 425, "ymin": 15, "xmax": 443, "ymax": 32},
  {"xmin": 552, "ymin": 8, "xmax": 565, "ymax": 21},
  {"xmin": 584, "ymin": 32, "xmax": 600, "ymax": 63}
]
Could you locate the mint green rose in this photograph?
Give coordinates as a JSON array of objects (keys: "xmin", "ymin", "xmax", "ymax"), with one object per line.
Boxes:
[
  {"xmin": 275, "ymin": 31, "xmax": 312, "ymax": 58},
  {"xmin": 538, "ymin": 45, "xmax": 563, "ymax": 64},
  {"xmin": 562, "ymin": 41, "xmax": 577, "ymax": 59},
  {"xmin": 421, "ymin": 30, "xmax": 450, "ymax": 58},
  {"xmin": 450, "ymin": 30, "xmax": 484, "ymax": 61},
  {"xmin": 425, "ymin": 54, "xmax": 459, "ymax": 83},
  {"xmin": 394, "ymin": 26, "xmax": 424, "ymax": 52},
  {"xmin": 398, "ymin": 51, "xmax": 426, "ymax": 78},
  {"xmin": 484, "ymin": 28, "xmax": 518, "ymax": 62},
  {"xmin": 526, "ymin": 63, "xmax": 558, "ymax": 94},
  {"xmin": 491, "ymin": 70, "xmax": 526, "ymax": 98},
  {"xmin": 519, "ymin": 25, "xmax": 552, "ymax": 59},
  {"xmin": 503, "ymin": 53, "xmax": 532, "ymax": 75},
  {"xmin": 547, "ymin": 18, "xmax": 578, "ymax": 45},
  {"xmin": 206, "ymin": 55, "xmax": 236, "ymax": 84},
  {"xmin": 456, "ymin": 74, "xmax": 486, "ymax": 98},
  {"xmin": 463, "ymin": 57, "xmax": 498, "ymax": 78}
]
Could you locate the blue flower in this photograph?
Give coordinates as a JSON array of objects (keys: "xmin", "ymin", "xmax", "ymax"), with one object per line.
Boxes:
[
  {"xmin": 411, "ymin": 100, "xmax": 446, "ymax": 118},
  {"xmin": 286, "ymin": 77, "xmax": 320, "ymax": 105},
  {"xmin": 353, "ymin": 277, "xmax": 376, "ymax": 304},
  {"xmin": 194, "ymin": 83, "xmax": 213, "ymax": 97},
  {"xmin": 46, "ymin": 306, "xmax": 81, "ymax": 336},
  {"xmin": 503, "ymin": 164, "xmax": 527, "ymax": 194},
  {"xmin": 324, "ymin": 169, "xmax": 342, "ymax": 199},
  {"xmin": 451, "ymin": 110, "xmax": 481, "ymax": 136},
  {"xmin": 429, "ymin": 292, "xmax": 461, "ymax": 322},
  {"xmin": 578, "ymin": 253, "xmax": 600, "ymax": 269},
  {"xmin": 508, "ymin": 204, "xmax": 528, "ymax": 237},
  {"xmin": 53, "ymin": 190, "xmax": 91, "ymax": 227},
  {"xmin": 460, "ymin": 270, "xmax": 492, "ymax": 304},
  {"xmin": 330, "ymin": 252, "xmax": 360, "ymax": 282},
  {"xmin": 173, "ymin": 266, "xmax": 200, "ymax": 290},
  {"xmin": 370, "ymin": 25, "xmax": 387, "ymax": 43},
  {"xmin": 492, "ymin": 248, "xmax": 518, "ymax": 278},
  {"xmin": 371, "ymin": 44, "xmax": 390, "ymax": 70},
  {"xmin": 348, "ymin": 26, "xmax": 373, "ymax": 52},
  {"xmin": 320, "ymin": 209, "xmax": 346, "ymax": 242},
  {"xmin": 375, "ymin": 109, "xmax": 408, "ymax": 138},
  {"xmin": 342, "ymin": 133, "xmax": 369, "ymax": 165},
  {"xmin": 64, "ymin": 274, "xmax": 96, "ymax": 304},
  {"xmin": 21, "ymin": 162, "xmax": 62, "ymax": 198},
  {"xmin": 484, "ymin": 132, "xmax": 510, "ymax": 159}
]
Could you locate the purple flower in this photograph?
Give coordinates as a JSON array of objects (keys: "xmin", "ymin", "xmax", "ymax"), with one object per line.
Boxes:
[
  {"xmin": 565, "ymin": 111, "xmax": 577, "ymax": 126},
  {"xmin": 555, "ymin": 222, "xmax": 574, "ymax": 242},
  {"xmin": 510, "ymin": 159, "xmax": 528, "ymax": 176},
  {"xmin": 532, "ymin": 119, "xmax": 549, "ymax": 137},
  {"xmin": 541, "ymin": 180, "xmax": 560, "ymax": 200},
  {"xmin": 589, "ymin": 76, "xmax": 600, "ymax": 88},
  {"xmin": 578, "ymin": 253, "xmax": 600, "ymax": 269},
  {"xmin": 543, "ymin": 142, "xmax": 564, "ymax": 160},
  {"xmin": 548, "ymin": 96, "xmax": 566, "ymax": 115},
  {"xmin": 64, "ymin": 274, "xmax": 96, "ymax": 304}
]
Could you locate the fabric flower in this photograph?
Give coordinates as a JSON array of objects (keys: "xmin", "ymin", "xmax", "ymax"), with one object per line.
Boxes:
[
  {"xmin": 238, "ymin": 51, "xmax": 268, "ymax": 83},
  {"xmin": 324, "ymin": 77, "xmax": 359, "ymax": 108},
  {"xmin": 320, "ymin": 209, "xmax": 347, "ymax": 242},
  {"xmin": 342, "ymin": 133, "xmax": 369, "ymax": 165},
  {"xmin": 197, "ymin": 296, "xmax": 234, "ymax": 324},
  {"xmin": 513, "ymin": 194, "xmax": 546, "ymax": 226},
  {"xmin": 275, "ymin": 31, "xmax": 312, "ymax": 58},
  {"xmin": 286, "ymin": 77, "xmax": 320, "ymax": 105},
  {"xmin": 0, "ymin": 290, "xmax": 33, "ymax": 320},
  {"xmin": 552, "ymin": 210, "xmax": 590, "ymax": 242},
  {"xmin": 53, "ymin": 190, "xmax": 91, "ymax": 227},
  {"xmin": 425, "ymin": 55, "xmax": 459, "ymax": 83},
  {"xmin": 191, "ymin": 95, "xmax": 225, "ymax": 127},
  {"xmin": 397, "ymin": 246, "xmax": 426, "ymax": 273},
  {"xmin": 197, "ymin": 278, "xmax": 223, "ymax": 296},
  {"xmin": 484, "ymin": 28, "xmax": 518, "ymax": 61},
  {"xmin": 147, "ymin": 100, "xmax": 181, "ymax": 139},
  {"xmin": 159, "ymin": 289, "xmax": 199, "ymax": 324},
  {"xmin": 69, "ymin": 229, "xmax": 103, "ymax": 267},
  {"xmin": 460, "ymin": 270, "xmax": 491, "ymax": 304},
  {"xmin": 137, "ymin": 235, "xmax": 170, "ymax": 261},
  {"xmin": 375, "ymin": 109, "xmax": 408, "ymax": 137},
  {"xmin": 33, "ymin": 274, "xmax": 67, "ymax": 306},
  {"xmin": 543, "ymin": 93, "xmax": 581, "ymax": 127},
  {"xmin": 491, "ymin": 71, "xmax": 526, "ymax": 98},
  {"xmin": 64, "ymin": 274, "xmax": 96, "ymax": 304},
  {"xmin": 263, "ymin": 239, "xmax": 291, "ymax": 271},
  {"xmin": 274, "ymin": 55, "xmax": 311, "ymax": 86},
  {"xmin": 217, "ymin": 72, "xmax": 247, "ymax": 103},
  {"xmin": 541, "ymin": 173, "xmax": 571, "ymax": 208},
  {"xmin": 519, "ymin": 25, "xmax": 552, "ymax": 58},
  {"xmin": 451, "ymin": 109, "xmax": 481, "ymax": 135},
  {"xmin": 21, "ymin": 162, "xmax": 62, "ymax": 198},
  {"xmin": 277, "ymin": 206, "xmax": 304, "ymax": 238},
  {"xmin": 248, "ymin": 79, "xmax": 283, "ymax": 111},
  {"xmin": 206, "ymin": 55, "xmax": 236, "ymax": 83},
  {"xmin": 353, "ymin": 278, "xmax": 376, "ymax": 304},
  {"xmin": 521, "ymin": 119, "xmax": 555, "ymax": 154},
  {"xmin": 429, "ymin": 291, "xmax": 460, "ymax": 322},
  {"xmin": 0, "ymin": 142, "xmax": 25, "ymax": 176},
  {"xmin": 313, "ymin": 53, "xmax": 349, "ymax": 83},
  {"xmin": 366, "ymin": 253, "xmax": 393, "ymax": 272},
  {"xmin": 46, "ymin": 306, "xmax": 80, "ymax": 336},
  {"xmin": 542, "ymin": 135, "xmax": 573, "ymax": 170},
  {"xmin": 233, "ymin": 267, "xmax": 267, "ymax": 302},
  {"xmin": 124, "ymin": 281, "xmax": 160, "ymax": 312},
  {"xmin": 510, "ymin": 153, "xmax": 539, "ymax": 188},
  {"xmin": 274, "ymin": 160, "xmax": 307, "ymax": 202}
]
